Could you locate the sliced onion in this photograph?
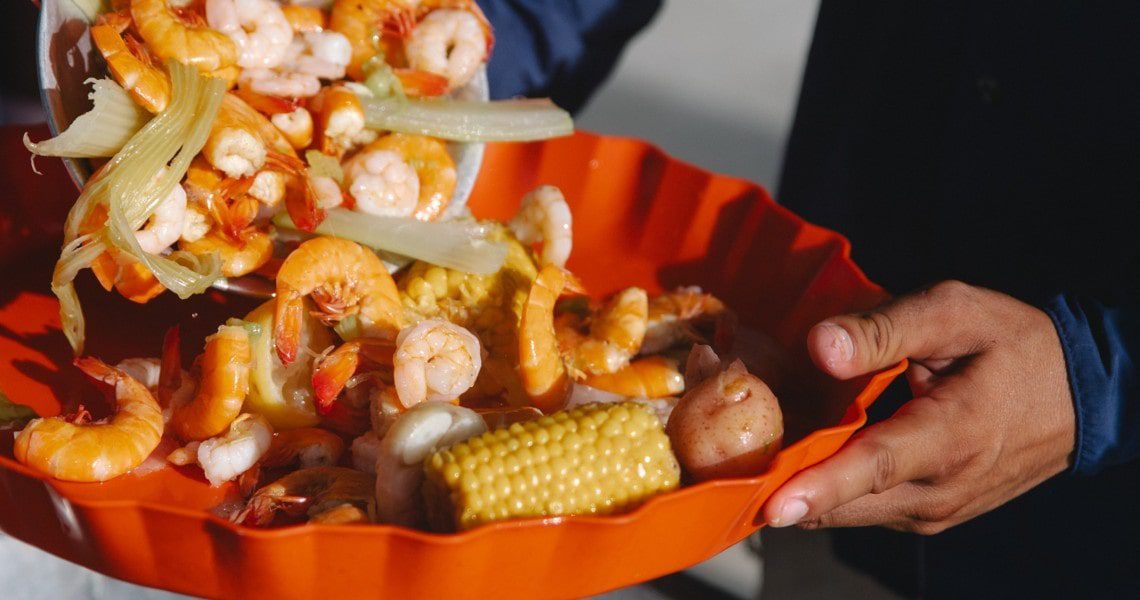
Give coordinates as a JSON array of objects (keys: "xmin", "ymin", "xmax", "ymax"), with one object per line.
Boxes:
[
  {"xmin": 273, "ymin": 208, "xmax": 509, "ymax": 275},
  {"xmin": 24, "ymin": 79, "xmax": 149, "ymax": 159},
  {"xmin": 361, "ymin": 96, "xmax": 574, "ymax": 142},
  {"xmin": 53, "ymin": 61, "xmax": 226, "ymax": 354}
]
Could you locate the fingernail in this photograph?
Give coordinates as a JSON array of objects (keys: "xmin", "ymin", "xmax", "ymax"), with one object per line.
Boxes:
[
  {"xmin": 771, "ymin": 498, "xmax": 809, "ymax": 528},
  {"xmin": 819, "ymin": 323, "xmax": 854, "ymax": 366}
]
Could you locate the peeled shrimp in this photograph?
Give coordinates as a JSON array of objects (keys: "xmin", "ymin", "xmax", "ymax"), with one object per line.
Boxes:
[
  {"xmin": 248, "ymin": 170, "xmax": 286, "ymax": 207},
  {"xmin": 14, "ymin": 358, "xmax": 164, "ymax": 483},
  {"xmin": 361, "ymin": 134, "xmax": 457, "ymax": 221},
  {"xmin": 180, "ymin": 203, "xmax": 210, "ymax": 243},
  {"xmin": 195, "ymin": 413, "xmax": 273, "ymax": 486},
  {"xmin": 392, "ymin": 319, "xmax": 482, "ymax": 408},
  {"xmin": 206, "ymin": 0, "xmax": 293, "ymax": 69},
  {"xmin": 90, "ymin": 15, "xmax": 170, "ymax": 113},
  {"xmin": 237, "ymin": 466, "xmax": 376, "ymax": 526},
  {"xmin": 375, "ymin": 402, "xmax": 486, "ymax": 526},
  {"xmin": 131, "ymin": 0, "xmax": 239, "ymax": 79},
  {"xmin": 274, "ymin": 237, "xmax": 403, "ymax": 363},
  {"xmin": 518, "ymin": 265, "xmax": 575, "ymax": 413},
  {"xmin": 405, "ymin": 8, "xmax": 489, "ymax": 91},
  {"xmin": 342, "ymin": 148, "xmax": 420, "ymax": 217},
  {"xmin": 510, "ymin": 185, "xmax": 573, "ymax": 268},
  {"xmin": 583, "ymin": 356, "xmax": 684, "ymax": 399},
  {"xmin": 260, "ymin": 427, "xmax": 346, "ymax": 469},
  {"xmin": 240, "ymin": 30, "xmax": 351, "ymax": 97},
  {"xmin": 135, "ymin": 181, "xmax": 188, "ymax": 255},
  {"xmin": 170, "ymin": 324, "xmax": 251, "ymax": 441}
]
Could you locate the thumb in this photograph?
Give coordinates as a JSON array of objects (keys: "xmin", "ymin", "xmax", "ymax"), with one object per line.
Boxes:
[{"xmin": 807, "ymin": 281, "xmax": 982, "ymax": 379}]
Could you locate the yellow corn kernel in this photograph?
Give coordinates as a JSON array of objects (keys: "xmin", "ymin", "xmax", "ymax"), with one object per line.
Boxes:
[{"xmin": 423, "ymin": 402, "xmax": 681, "ymax": 531}]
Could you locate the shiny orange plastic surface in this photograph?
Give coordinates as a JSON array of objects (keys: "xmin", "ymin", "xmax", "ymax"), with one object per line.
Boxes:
[{"xmin": 0, "ymin": 130, "xmax": 905, "ymax": 599}]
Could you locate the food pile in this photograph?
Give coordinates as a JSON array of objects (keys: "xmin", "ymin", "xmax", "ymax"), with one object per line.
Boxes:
[
  {"xmin": 12, "ymin": 0, "xmax": 787, "ymax": 533},
  {"xmin": 26, "ymin": 0, "xmax": 571, "ymax": 354}
]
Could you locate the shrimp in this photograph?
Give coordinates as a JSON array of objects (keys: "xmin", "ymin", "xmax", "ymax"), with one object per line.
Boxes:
[
  {"xmin": 135, "ymin": 180, "xmax": 188, "ymax": 255},
  {"xmin": 131, "ymin": 0, "xmax": 239, "ymax": 80},
  {"xmin": 14, "ymin": 358, "xmax": 163, "ymax": 483},
  {"xmin": 274, "ymin": 237, "xmax": 403, "ymax": 364},
  {"xmin": 342, "ymin": 148, "xmax": 419, "ymax": 217},
  {"xmin": 509, "ymin": 185, "xmax": 572, "ymax": 268},
  {"xmin": 81, "ymin": 204, "xmax": 166, "ymax": 303},
  {"xmin": 564, "ymin": 287, "xmax": 648, "ymax": 377},
  {"xmin": 179, "ymin": 227, "xmax": 272, "ymax": 277},
  {"xmin": 583, "ymin": 356, "xmax": 685, "ymax": 399},
  {"xmin": 405, "ymin": 8, "xmax": 489, "ymax": 91},
  {"xmin": 249, "ymin": 170, "xmax": 286, "ymax": 206},
  {"xmin": 311, "ymin": 339, "xmax": 395, "ymax": 413},
  {"xmin": 236, "ymin": 466, "xmax": 376, "ymax": 526},
  {"xmin": 329, "ymin": 0, "xmax": 405, "ymax": 81},
  {"xmin": 194, "ymin": 413, "xmax": 273, "ymax": 486},
  {"xmin": 311, "ymin": 85, "xmax": 374, "ymax": 156},
  {"xmin": 181, "ymin": 203, "xmax": 211, "ymax": 243},
  {"xmin": 518, "ymin": 265, "xmax": 575, "ymax": 413},
  {"xmin": 205, "ymin": 0, "xmax": 293, "ymax": 69},
  {"xmin": 270, "ymin": 107, "xmax": 314, "ymax": 149},
  {"xmin": 349, "ymin": 430, "xmax": 381, "ymax": 473},
  {"xmin": 182, "ymin": 157, "xmax": 261, "ymax": 239},
  {"xmin": 204, "ymin": 92, "xmax": 295, "ymax": 179},
  {"xmin": 260, "ymin": 427, "xmax": 345, "ymax": 469},
  {"xmin": 90, "ymin": 16, "xmax": 170, "ymax": 113},
  {"xmin": 239, "ymin": 30, "xmax": 351, "ymax": 97},
  {"xmin": 642, "ymin": 287, "xmax": 731, "ymax": 355},
  {"xmin": 392, "ymin": 319, "xmax": 482, "ymax": 408},
  {"xmin": 361, "ymin": 134, "xmax": 457, "ymax": 221},
  {"xmin": 170, "ymin": 324, "xmax": 251, "ymax": 441},
  {"xmin": 375, "ymin": 402, "xmax": 486, "ymax": 526}
]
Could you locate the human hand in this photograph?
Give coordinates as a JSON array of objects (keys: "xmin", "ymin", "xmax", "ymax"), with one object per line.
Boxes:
[{"xmin": 762, "ymin": 281, "xmax": 1076, "ymax": 534}]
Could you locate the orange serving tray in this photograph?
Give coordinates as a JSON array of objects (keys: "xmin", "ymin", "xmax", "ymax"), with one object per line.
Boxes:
[{"xmin": 0, "ymin": 130, "xmax": 905, "ymax": 599}]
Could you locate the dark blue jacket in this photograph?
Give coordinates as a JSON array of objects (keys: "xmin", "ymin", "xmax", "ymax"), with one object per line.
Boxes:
[{"xmin": 482, "ymin": 1, "xmax": 1140, "ymax": 597}]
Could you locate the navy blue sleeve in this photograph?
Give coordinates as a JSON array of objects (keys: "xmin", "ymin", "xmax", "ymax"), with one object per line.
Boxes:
[
  {"xmin": 477, "ymin": 0, "xmax": 662, "ymax": 113},
  {"xmin": 1043, "ymin": 294, "xmax": 1140, "ymax": 475}
]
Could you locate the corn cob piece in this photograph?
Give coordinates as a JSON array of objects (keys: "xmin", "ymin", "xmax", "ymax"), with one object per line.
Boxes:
[
  {"xmin": 398, "ymin": 224, "xmax": 538, "ymax": 405},
  {"xmin": 423, "ymin": 402, "xmax": 681, "ymax": 531}
]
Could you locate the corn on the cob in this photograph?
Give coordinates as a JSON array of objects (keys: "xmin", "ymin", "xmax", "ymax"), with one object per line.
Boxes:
[
  {"xmin": 422, "ymin": 402, "xmax": 681, "ymax": 531},
  {"xmin": 397, "ymin": 224, "xmax": 538, "ymax": 405}
]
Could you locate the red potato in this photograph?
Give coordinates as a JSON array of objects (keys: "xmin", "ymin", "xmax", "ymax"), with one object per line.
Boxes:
[{"xmin": 666, "ymin": 358, "xmax": 783, "ymax": 481}]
